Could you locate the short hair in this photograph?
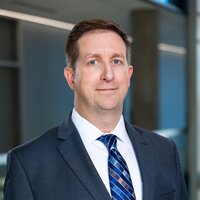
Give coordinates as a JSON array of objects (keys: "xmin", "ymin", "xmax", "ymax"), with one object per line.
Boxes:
[{"xmin": 65, "ymin": 19, "xmax": 131, "ymax": 69}]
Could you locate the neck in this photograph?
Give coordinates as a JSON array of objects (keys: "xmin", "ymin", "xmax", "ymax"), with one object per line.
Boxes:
[{"xmin": 75, "ymin": 107, "xmax": 122, "ymax": 133}]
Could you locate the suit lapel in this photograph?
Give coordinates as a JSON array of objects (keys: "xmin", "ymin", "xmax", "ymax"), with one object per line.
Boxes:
[
  {"xmin": 125, "ymin": 122, "xmax": 155, "ymax": 200},
  {"xmin": 57, "ymin": 116, "xmax": 111, "ymax": 200}
]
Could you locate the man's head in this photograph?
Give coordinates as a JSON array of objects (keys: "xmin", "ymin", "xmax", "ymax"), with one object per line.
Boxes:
[
  {"xmin": 64, "ymin": 19, "xmax": 133, "ymax": 126},
  {"xmin": 65, "ymin": 19, "xmax": 131, "ymax": 69}
]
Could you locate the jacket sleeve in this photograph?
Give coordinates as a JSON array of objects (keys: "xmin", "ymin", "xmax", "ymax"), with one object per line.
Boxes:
[
  {"xmin": 173, "ymin": 140, "xmax": 189, "ymax": 199},
  {"xmin": 3, "ymin": 151, "xmax": 34, "ymax": 200}
]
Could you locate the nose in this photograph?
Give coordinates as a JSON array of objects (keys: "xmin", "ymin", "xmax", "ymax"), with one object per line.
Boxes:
[{"xmin": 101, "ymin": 62, "xmax": 114, "ymax": 82}]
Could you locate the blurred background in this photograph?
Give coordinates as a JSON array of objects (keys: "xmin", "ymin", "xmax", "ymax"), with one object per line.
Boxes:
[{"xmin": 0, "ymin": 0, "xmax": 199, "ymax": 199}]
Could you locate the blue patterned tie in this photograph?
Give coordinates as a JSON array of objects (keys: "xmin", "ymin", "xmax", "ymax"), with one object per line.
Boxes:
[{"xmin": 98, "ymin": 134, "xmax": 136, "ymax": 200}]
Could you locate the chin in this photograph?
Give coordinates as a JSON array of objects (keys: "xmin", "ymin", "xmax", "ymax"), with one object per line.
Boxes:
[{"xmin": 97, "ymin": 104, "xmax": 121, "ymax": 112}]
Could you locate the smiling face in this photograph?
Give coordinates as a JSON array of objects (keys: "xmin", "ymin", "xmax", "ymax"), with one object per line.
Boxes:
[{"xmin": 64, "ymin": 30, "xmax": 133, "ymax": 120}]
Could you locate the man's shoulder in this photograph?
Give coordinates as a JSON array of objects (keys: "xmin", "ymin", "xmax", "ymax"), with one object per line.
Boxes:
[
  {"xmin": 8, "ymin": 126, "xmax": 60, "ymax": 158},
  {"xmin": 126, "ymin": 123, "xmax": 179, "ymax": 161},
  {"xmin": 127, "ymin": 123, "xmax": 175, "ymax": 147}
]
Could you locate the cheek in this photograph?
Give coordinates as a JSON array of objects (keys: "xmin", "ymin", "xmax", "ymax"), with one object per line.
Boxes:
[
  {"xmin": 74, "ymin": 71, "xmax": 95, "ymax": 92},
  {"xmin": 73, "ymin": 68, "xmax": 82, "ymax": 85},
  {"xmin": 118, "ymin": 74, "xmax": 131, "ymax": 92},
  {"xmin": 117, "ymin": 71, "xmax": 130, "ymax": 83}
]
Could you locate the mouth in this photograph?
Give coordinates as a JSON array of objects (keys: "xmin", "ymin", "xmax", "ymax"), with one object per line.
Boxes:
[{"xmin": 96, "ymin": 88, "xmax": 118, "ymax": 92}]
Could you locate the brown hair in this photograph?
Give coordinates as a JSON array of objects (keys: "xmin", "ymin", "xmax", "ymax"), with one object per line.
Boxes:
[{"xmin": 65, "ymin": 19, "xmax": 130, "ymax": 69}]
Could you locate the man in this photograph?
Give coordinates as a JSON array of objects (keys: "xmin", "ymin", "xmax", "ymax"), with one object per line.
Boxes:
[{"xmin": 3, "ymin": 19, "xmax": 188, "ymax": 200}]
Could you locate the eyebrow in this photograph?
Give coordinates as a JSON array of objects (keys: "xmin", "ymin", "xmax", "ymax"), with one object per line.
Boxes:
[
  {"xmin": 85, "ymin": 53, "xmax": 101, "ymax": 59},
  {"xmin": 111, "ymin": 53, "xmax": 125, "ymax": 59},
  {"xmin": 85, "ymin": 53, "xmax": 125, "ymax": 59}
]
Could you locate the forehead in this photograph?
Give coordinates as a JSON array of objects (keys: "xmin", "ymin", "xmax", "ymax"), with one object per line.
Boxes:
[{"xmin": 77, "ymin": 30, "xmax": 127, "ymax": 56}]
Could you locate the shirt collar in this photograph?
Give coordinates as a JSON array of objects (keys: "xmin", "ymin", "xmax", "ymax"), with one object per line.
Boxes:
[
  {"xmin": 111, "ymin": 115, "xmax": 132, "ymax": 147},
  {"xmin": 71, "ymin": 108, "xmax": 132, "ymax": 146}
]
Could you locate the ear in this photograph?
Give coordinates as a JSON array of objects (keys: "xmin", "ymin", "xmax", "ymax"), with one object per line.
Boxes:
[
  {"xmin": 127, "ymin": 65, "xmax": 133, "ymax": 87},
  {"xmin": 64, "ymin": 66, "xmax": 75, "ymax": 90},
  {"xmin": 128, "ymin": 65, "xmax": 134, "ymax": 79}
]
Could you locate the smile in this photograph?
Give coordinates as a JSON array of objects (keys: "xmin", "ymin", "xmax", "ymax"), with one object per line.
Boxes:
[{"xmin": 96, "ymin": 88, "xmax": 118, "ymax": 92}]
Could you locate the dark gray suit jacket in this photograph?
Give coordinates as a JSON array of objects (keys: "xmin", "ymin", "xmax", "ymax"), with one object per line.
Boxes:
[{"xmin": 3, "ymin": 114, "xmax": 188, "ymax": 200}]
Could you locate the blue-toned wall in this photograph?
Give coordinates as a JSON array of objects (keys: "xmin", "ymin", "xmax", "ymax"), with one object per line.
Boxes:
[
  {"xmin": 20, "ymin": 22, "xmax": 73, "ymax": 140},
  {"xmin": 158, "ymin": 51, "xmax": 186, "ymax": 129}
]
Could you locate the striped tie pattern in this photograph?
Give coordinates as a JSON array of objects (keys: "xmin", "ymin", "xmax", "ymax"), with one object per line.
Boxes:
[{"xmin": 98, "ymin": 134, "xmax": 136, "ymax": 200}]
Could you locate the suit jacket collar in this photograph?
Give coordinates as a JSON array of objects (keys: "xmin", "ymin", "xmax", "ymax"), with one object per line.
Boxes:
[
  {"xmin": 125, "ymin": 122, "xmax": 155, "ymax": 200},
  {"xmin": 57, "ymin": 114, "xmax": 111, "ymax": 200},
  {"xmin": 57, "ymin": 114, "xmax": 155, "ymax": 200}
]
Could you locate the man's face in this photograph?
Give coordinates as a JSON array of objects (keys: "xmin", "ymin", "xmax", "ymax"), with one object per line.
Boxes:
[{"xmin": 64, "ymin": 30, "xmax": 133, "ymax": 117}]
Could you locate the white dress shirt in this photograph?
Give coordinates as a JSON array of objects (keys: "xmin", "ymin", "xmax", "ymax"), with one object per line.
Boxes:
[{"xmin": 71, "ymin": 108, "xmax": 143, "ymax": 200}]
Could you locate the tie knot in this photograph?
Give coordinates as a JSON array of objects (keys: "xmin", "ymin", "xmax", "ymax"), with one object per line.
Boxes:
[{"xmin": 97, "ymin": 134, "xmax": 117, "ymax": 151}]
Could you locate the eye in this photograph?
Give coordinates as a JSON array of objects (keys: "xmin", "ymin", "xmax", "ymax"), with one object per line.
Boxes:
[
  {"xmin": 112, "ymin": 59, "xmax": 122, "ymax": 65},
  {"xmin": 88, "ymin": 59, "xmax": 100, "ymax": 66}
]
